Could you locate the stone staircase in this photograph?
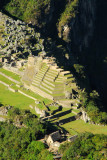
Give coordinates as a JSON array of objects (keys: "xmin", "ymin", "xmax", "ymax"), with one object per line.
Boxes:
[
  {"xmin": 39, "ymin": 69, "xmax": 59, "ymax": 95},
  {"xmin": 32, "ymin": 64, "xmax": 49, "ymax": 87},
  {"xmin": 31, "ymin": 63, "xmax": 65, "ymax": 99},
  {"xmin": 24, "ymin": 58, "xmax": 79, "ymax": 102},
  {"xmin": 31, "ymin": 63, "xmax": 78, "ymax": 100}
]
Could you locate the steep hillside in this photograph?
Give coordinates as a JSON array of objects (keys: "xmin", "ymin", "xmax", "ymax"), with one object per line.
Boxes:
[{"xmin": 0, "ymin": 1, "xmax": 107, "ymax": 111}]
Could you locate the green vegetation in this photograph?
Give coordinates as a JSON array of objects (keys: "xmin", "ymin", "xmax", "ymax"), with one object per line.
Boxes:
[
  {"xmin": 80, "ymin": 90, "xmax": 107, "ymax": 124},
  {"xmin": 24, "ymin": 141, "xmax": 53, "ymax": 160},
  {"xmin": 62, "ymin": 120, "xmax": 107, "ymax": 135},
  {"xmin": 19, "ymin": 87, "xmax": 52, "ymax": 104},
  {"xmin": 51, "ymin": 112, "xmax": 75, "ymax": 123},
  {"xmin": 59, "ymin": 132, "xmax": 107, "ymax": 160},
  {"xmin": 73, "ymin": 64, "xmax": 86, "ymax": 78},
  {"xmin": 0, "ymin": 74, "xmax": 16, "ymax": 85},
  {"xmin": 58, "ymin": 0, "xmax": 79, "ymax": 38},
  {"xmin": 0, "ymin": 68, "xmax": 21, "ymax": 81},
  {"xmin": 4, "ymin": 0, "xmax": 51, "ymax": 27},
  {"xmin": 0, "ymin": 107, "xmax": 53, "ymax": 160},
  {"xmin": 0, "ymin": 84, "xmax": 35, "ymax": 111},
  {"xmin": 0, "ymin": 68, "xmax": 52, "ymax": 111}
]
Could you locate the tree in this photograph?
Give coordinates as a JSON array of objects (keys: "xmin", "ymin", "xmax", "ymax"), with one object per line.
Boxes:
[{"xmin": 24, "ymin": 141, "xmax": 45, "ymax": 160}]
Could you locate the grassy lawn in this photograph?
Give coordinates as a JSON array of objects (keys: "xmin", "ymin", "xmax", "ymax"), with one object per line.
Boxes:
[
  {"xmin": 0, "ymin": 68, "xmax": 21, "ymax": 81},
  {"xmin": 0, "ymin": 68, "xmax": 52, "ymax": 105},
  {"xmin": 0, "ymin": 74, "xmax": 16, "ymax": 85},
  {"xmin": 0, "ymin": 84, "xmax": 35, "ymax": 113},
  {"xmin": 20, "ymin": 87, "xmax": 52, "ymax": 105},
  {"xmin": 0, "ymin": 81, "xmax": 52, "ymax": 112},
  {"xmin": 62, "ymin": 120, "xmax": 107, "ymax": 136}
]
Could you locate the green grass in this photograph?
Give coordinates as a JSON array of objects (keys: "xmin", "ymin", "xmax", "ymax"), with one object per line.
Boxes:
[
  {"xmin": 37, "ymin": 103, "xmax": 46, "ymax": 110},
  {"xmin": 64, "ymin": 74, "xmax": 73, "ymax": 78},
  {"xmin": 50, "ymin": 107, "xmax": 70, "ymax": 114},
  {"xmin": 0, "ymin": 74, "xmax": 16, "ymax": 85},
  {"xmin": 49, "ymin": 108, "xmax": 75, "ymax": 122},
  {"xmin": 0, "ymin": 84, "xmax": 35, "ymax": 112},
  {"xmin": 48, "ymin": 105, "xmax": 59, "ymax": 111},
  {"xmin": 0, "ymin": 68, "xmax": 20, "ymax": 81},
  {"xmin": 62, "ymin": 120, "xmax": 107, "ymax": 135},
  {"xmin": 72, "ymin": 109, "xmax": 80, "ymax": 113},
  {"xmin": 20, "ymin": 87, "xmax": 52, "ymax": 104},
  {"xmin": 0, "ymin": 69, "xmax": 52, "ymax": 110},
  {"xmin": 52, "ymin": 112, "xmax": 75, "ymax": 123},
  {"xmin": 53, "ymin": 92, "xmax": 65, "ymax": 96},
  {"xmin": 11, "ymin": 85, "xmax": 19, "ymax": 90}
]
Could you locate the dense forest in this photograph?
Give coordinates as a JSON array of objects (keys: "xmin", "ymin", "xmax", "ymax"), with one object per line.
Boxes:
[
  {"xmin": 59, "ymin": 132, "xmax": 107, "ymax": 160},
  {"xmin": 0, "ymin": 107, "xmax": 54, "ymax": 159},
  {"xmin": 0, "ymin": 107, "xmax": 106, "ymax": 160}
]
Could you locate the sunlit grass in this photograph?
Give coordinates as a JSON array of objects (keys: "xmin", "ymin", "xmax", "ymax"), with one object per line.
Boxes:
[
  {"xmin": 0, "ymin": 68, "xmax": 21, "ymax": 81},
  {"xmin": 0, "ymin": 84, "xmax": 35, "ymax": 112},
  {"xmin": 62, "ymin": 119, "xmax": 107, "ymax": 135}
]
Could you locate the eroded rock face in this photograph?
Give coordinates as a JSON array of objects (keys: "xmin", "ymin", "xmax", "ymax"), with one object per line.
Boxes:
[
  {"xmin": 81, "ymin": 109, "xmax": 90, "ymax": 123},
  {"xmin": 60, "ymin": 0, "xmax": 96, "ymax": 51}
]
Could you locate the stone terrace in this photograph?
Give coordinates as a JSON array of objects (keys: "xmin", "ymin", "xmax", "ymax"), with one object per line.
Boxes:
[{"xmin": 23, "ymin": 56, "xmax": 80, "ymax": 105}]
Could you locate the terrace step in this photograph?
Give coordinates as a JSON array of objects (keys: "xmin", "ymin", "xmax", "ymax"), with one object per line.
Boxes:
[
  {"xmin": 44, "ymin": 76, "xmax": 55, "ymax": 82},
  {"xmin": 39, "ymin": 68, "xmax": 49, "ymax": 73},
  {"xmin": 32, "ymin": 81, "xmax": 40, "ymax": 86},
  {"xmin": 61, "ymin": 71, "xmax": 71, "ymax": 76},
  {"xmin": 53, "ymin": 90, "xmax": 64, "ymax": 94},
  {"xmin": 33, "ymin": 78, "xmax": 41, "ymax": 82},
  {"xmin": 0, "ymin": 72, "xmax": 20, "ymax": 84},
  {"xmin": 54, "ymin": 85, "xmax": 64, "ymax": 91},
  {"xmin": 34, "ymin": 74, "xmax": 44, "ymax": 79},
  {"xmin": 40, "ymin": 85, "xmax": 53, "ymax": 94},
  {"xmin": 65, "ymin": 75, "xmax": 73, "ymax": 79},
  {"xmin": 54, "ymin": 83, "xmax": 64, "ymax": 87},
  {"xmin": 46, "ymin": 71, "xmax": 58, "ymax": 77},
  {"xmin": 53, "ymin": 95, "xmax": 65, "ymax": 100},
  {"xmin": 33, "ymin": 77, "xmax": 44, "ymax": 82},
  {"xmin": 44, "ymin": 74, "xmax": 56, "ymax": 80},
  {"xmin": 30, "ymin": 85, "xmax": 53, "ymax": 100},
  {"xmin": 37, "ymin": 68, "xmax": 48, "ymax": 75},
  {"xmin": 48, "ymin": 69, "xmax": 58, "ymax": 74},
  {"xmin": 41, "ymin": 82, "xmax": 54, "ymax": 91},
  {"xmin": 55, "ymin": 80, "xmax": 63, "ymax": 82},
  {"xmin": 43, "ymin": 79, "xmax": 55, "ymax": 87}
]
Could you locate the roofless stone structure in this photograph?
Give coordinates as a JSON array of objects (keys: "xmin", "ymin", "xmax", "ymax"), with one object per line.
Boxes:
[{"xmin": 22, "ymin": 55, "xmax": 80, "ymax": 105}]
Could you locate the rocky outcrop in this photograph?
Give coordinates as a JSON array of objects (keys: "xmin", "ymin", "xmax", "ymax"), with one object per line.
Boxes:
[
  {"xmin": 58, "ymin": 0, "xmax": 96, "ymax": 51},
  {"xmin": 81, "ymin": 109, "xmax": 90, "ymax": 123},
  {"xmin": 0, "ymin": 12, "xmax": 44, "ymax": 60},
  {"xmin": 35, "ymin": 106, "xmax": 47, "ymax": 118}
]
